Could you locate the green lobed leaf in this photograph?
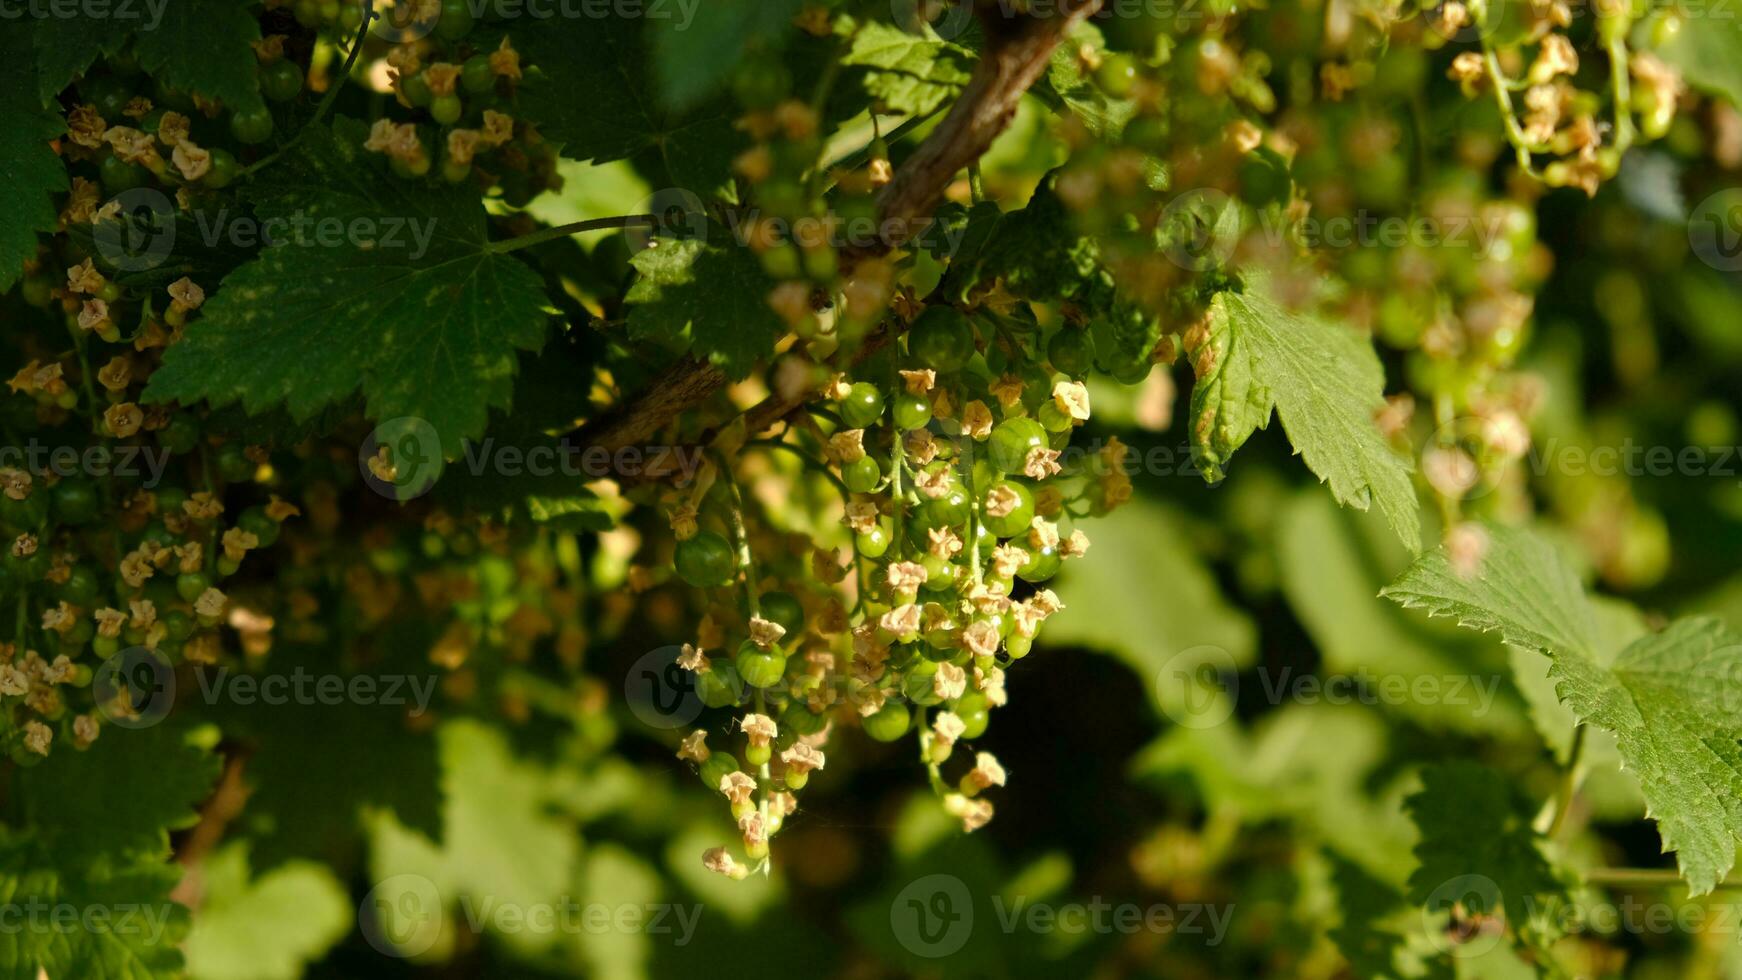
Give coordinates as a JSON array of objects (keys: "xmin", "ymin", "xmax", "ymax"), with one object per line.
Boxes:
[
  {"xmin": 144, "ymin": 118, "xmax": 551, "ymax": 459},
  {"xmin": 182, "ymin": 843, "xmax": 351, "ymax": 980},
  {"xmin": 1405, "ymin": 762, "xmax": 1565, "ymax": 924},
  {"xmin": 841, "ymin": 21, "xmax": 976, "ymax": 117},
  {"xmin": 130, "ymin": 0, "xmax": 262, "ymax": 107},
  {"xmin": 1326, "ymin": 854, "xmax": 1411, "ymax": 980},
  {"xmin": 12, "ymin": 721, "xmax": 221, "ymax": 869},
  {"xmin": 626, "ymin": 239, "xmax": 784, "ymax": 380},
  {"xmin": 31, "ymin": 18, "xmax": 138, "ymax": 103},
  {"xmin": 1386, "ymin": 525, "xmax": 1742, "ymax": 895},
  {"xmin": 0, "ymin": 834, "xmax": 190, "ymax": 980},
  {"xmin": 652, "ymin": 0, "xmax": 805, "ymax": 111},
  {"xmin": 1210, "ymin": 281, "xmax": 1421, "ymax": 551},
  {"xmin": 1188, "ymin": 295, "xmax": 1272, "ymax": 483},
  {"xmin": 514, "ymin": 15, "xmax": 738, "ymax": 192},
  {"xmin": 0, "ymin": 30, "xmax": 68, "ymax": 294}
]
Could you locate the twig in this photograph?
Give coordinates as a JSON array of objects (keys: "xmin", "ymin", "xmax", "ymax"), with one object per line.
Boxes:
[{"xmin": 560, "ymin": 1, "xmax": 1101, "ymax": 481}]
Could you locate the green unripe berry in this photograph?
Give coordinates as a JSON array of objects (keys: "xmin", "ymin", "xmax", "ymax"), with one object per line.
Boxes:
[
  {"xmin": 842, "ymin": 455, "xmax": 881, "ymax": 493},
  {"xmin": 261, "ymin": 59, "xmax": 305, "ymax": 102},
  {"xmin": 696, "ymin": 663, "xmax": 744, "ymax": 708},
  {"xmin": 735, "ymin": 642, "xmax": 788, "ymax": 689},
  {"xmin": 988, "ymin": 417, "xmax": 1048, "ymax": 473},
  {"xmin": 982, "ymin": 480, "xmax": 1036, "ymax": 538},
  {"xmin": 675, "ymin": 531, "xmax": 735, "ymax": 588},
  {"xmin": 700, "ymin": 753, "xmax": 739, "ymax": 790},
  {"xmin": 436, "ymin": 0, "xmax": 474, "ymax": 39},
  {"xmin": 838, "ymin": 382, "xmax": 885, "ymax": 428},
  {"xmin": 1048, "ymin": 329, "xmax": 1092, "ymax": 375},
  {"xmin": 855, "ymin": 521, "xmax": 892, "ymax": 559},
  {"xmin": 430, "ymin": 94, "xmax": 463, "ymax": 126},
  {"xmin": 1095, "ymin": 53, "xmax": 1139, "ymax": 97},
  {"xmin": 230, "ymin": 105, "xmax": 275, "ymax": 145},
  {"xmin": 893, "ymin": 392, "xmax": 932, "ymax": 430},
  {"xmin": 176, "ymin": 572, "xmax": 211, "ymax": 603},
  {"xmin": 758, "ymin": 591, "xmax": 806, "ymax": 637},
  {"xmin": 908, "ymin": 306, "xmax": 976, "ymax": 372}
]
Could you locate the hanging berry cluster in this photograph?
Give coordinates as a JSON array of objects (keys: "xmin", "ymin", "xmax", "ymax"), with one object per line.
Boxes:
[{"xmin": 667, "ymin": 298, "xmax": 1133, "ymax": 879}]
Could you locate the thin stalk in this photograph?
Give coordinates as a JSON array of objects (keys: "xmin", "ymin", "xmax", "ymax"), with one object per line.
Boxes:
[
  {"xmin": 243, "ymin": 0, "xmax": 376, "ymax": 178},
  {"xmin": 486, "ymin": 215, "xmax": 658, "ymax": 255},
  {"xmin": 1541, "ymin": 725, "xmax": 1587, "ymax": 838}
]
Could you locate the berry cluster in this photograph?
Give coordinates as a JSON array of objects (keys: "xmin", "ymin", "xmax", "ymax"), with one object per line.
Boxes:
[{"xmin": 669, "ymin": 298, "xmax": 1133, "ymax": 878}]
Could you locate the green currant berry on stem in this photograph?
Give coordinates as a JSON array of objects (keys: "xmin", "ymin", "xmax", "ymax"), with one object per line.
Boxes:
[
  {"xmin": 1037, "ymin": 399, "xmax": 1073, "ymax": 433},
  {"xmin": 745, "ymin": 739, "xmax": 771, "ymax": 767},
  {"xmin": 759, "ymin": 591, "xmax": 806, "ymax": 636},
  {"xmin": 176, "ymin": 571, "xmax": 211, "ymax": 603},
  {"xmin": 1048, "ymin": 329, "xmax": 1092, "ymax": 375},
  {"xmin": 838, "ymin": 382, "xmax": 885, "ymax": 428},
  {"xmin": 204, "ymin": 148, "xmax": 240, "ymax": 189},
  {"xmin": 461, "ymin": 55, "xmax": 496, "ymax": 95},
  {"xmin": 781, "ymin": 700, "xmax": 828, "ymax": 736},
  {"xmin": 700, "ymin": 753, "xmax": 738, "ymax": 790},
  {"xmin": 436, "ymin": 0, "xmax": 474, "ymax": 39},
  {"xmin": 430, "ymin": 94, "xmax": 463, "ymax": 125},
  {"xmin": 908, "ymin": 306, "xmax": 975, "ymax": 372},
  {"xmin": 982, "ymin": 480, "xmax": 1035, "ymax": 538},
  {"xmin": 160, "ymin": 416, "xmax": 200, "ymax": 455},
  {"xmin": 1018, "ymin": 544, "xmax": 1061, "ymax": 583},
  {"xmin": 261, "ymin": 59, "xmax": 304, "ymax": 102},
  {"xmin": 696, "ymin": 662, "xmax": 744, "ymax": 708},
  {"xmin": 239, "ymin": 507, "xmax": 280, "ymax": 548},
  {"xmin": 100, "ymin": 153, "xmax": 147, "ymax": 194},
  {"xmin": 855, "ymin": 521, "xmax": 892, "ymax": 558},
  {"xmin": 675, "ymin": 531, "xmax": 735, "ymax": 588},
  {"xmin": 735, "ymin": 642, "xmax": 788, "ymax": 689},
  {"xmin": 215, "ymin": 442, "xmax": 254, "ymax": 483},
  {"xmin": 842, "ymin": 455, "xmax": 881, "ymax": 493},
  {"xmin": 0, "ymin": 491, "xmax": 48, "ymax": 532},
  {"xmin": 230, "ymin": 105, "xmax": 274, "ymax": 145},
  {"xmin": 52, "ymin": 480, "xmax": 100, "ymax": 526},
  {"xmin": 893, "ymin": 392, "xmax": 932, "ymax": 430},
  {"xmin": 1006, "ymin": 633, "xmax": 1033, "ymax": 659},
  {"xmin": 1095, "ymin": 53, "xmax": 1139, "ymax": 97},
  {"xmin": 402, "ymin": 71, "xmax": 434, "ymax": 107},
  {"xmin": 988, "ymin": 417, "xmax": 1048, "ymax": 473},
  {"xmin": 92, "ymin": 634, "xmax": 121, "ymax": 660},
  {"xmin": 57, "ymin": 566, "xmax": 101, "ymax": 605}
]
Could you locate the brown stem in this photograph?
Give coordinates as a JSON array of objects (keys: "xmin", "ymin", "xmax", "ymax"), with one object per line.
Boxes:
[
  {"xmin": 561, "ymin": 1, "xmax": 1099, "ymax": 478},
  {"xmin": 857, "ymin": 0, "xmax": 1104, "ymax": 257}
]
